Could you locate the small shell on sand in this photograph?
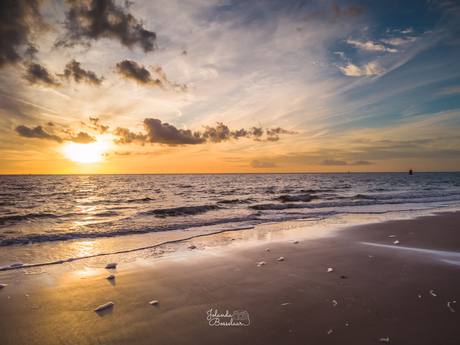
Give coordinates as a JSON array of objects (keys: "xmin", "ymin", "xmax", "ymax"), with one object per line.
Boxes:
[
  {"xmin": 293, "ymin": 240, "xmax": 299, "ymax": 244},
  {"xmin": 257, "ymin": 261, "xmax": 266, "ymax": 266},
  {"xmin": 389, "ymin": 235, "xmax": 396, "ymax": 238},
  {"xmin": 266, "ymin": 248, "xmax": 270, "ymax": 251},
  {"xmin": 326, "ymin": 329, "xmax": 333, "ymax": 335},
  {"xmin": 430, "ymin": 290, "xmax": 437, "ymax": 297},
  {"xmin": 280, "ymin": 303, "xmax": 291, "ymax": 306},
  {"xmin": 327, "ymin": 268, "xmax": 333, "ymax": 273},
  {"xmin": 393, "ymin": 240, "xmax": 400, "ymax": 245},
  {"xmin": 379, "ymin": 337, "xmax": 390, "ymax": 343},
  {"xmin": 149, "ymin": 300, "xmax": 159, "ymax": 305},
  {"xmin": 188, "ymin": 245, "xmax": 196, "ymax": 249},
  {"xmin": 332, "ymin": 300, "xmax": 337, "ymax": 306},
  {"xmin": 105, "ymin": 263, "xmax": 117, "ymax": 269},
  {"xmin": 447, "ymin": 302, "xmax": 455, "ymax": 312},
  {"xmin": 277, "ymin": 257, "xmax": 284, "ymax": 261},
  {"xmin": 0, "ymin": 284, "xmax": 8, "ymax": 288},
  {"xmin": 106, "ymin": 274, "xmax": 115, "ymax": 280},
  {"xmin": 94, "ymin": 302, "xmax": 114, "ymax": 311}
]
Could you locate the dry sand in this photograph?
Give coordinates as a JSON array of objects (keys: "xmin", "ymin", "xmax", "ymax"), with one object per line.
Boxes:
[{"xmin": 1, "ymin": 212, "xmax": 460, "ymax": 344}]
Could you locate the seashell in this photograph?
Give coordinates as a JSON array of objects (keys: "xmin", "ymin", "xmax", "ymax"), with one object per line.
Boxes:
[
  {"xmin": 447, "ymin": 302, "xmax": 455, "ymax": 312},
  {"xmin": 393, "ymin": 240, "xmax": 400, "ymax": 245},
  {"xmin": 280, "ymin": 303, "xmax": 291, "ymax": 306},
  {"xmin": 149, "ymin": 300, "xmax": 159, "ymax": 305},
  {"xmin": 266, "ymin": 248, "xmax": 270, "ymax": 251},
  {"xmin": 188, "ymin": 245, "xmax": 196, "ymax": 249},
  {"xmin": 293, "ymin": 240, "xmax": 299, "ymax": 244},
  {"xmin": 106, "ymin": 274, "xmax": 115, "ymax": 280},
  {"xmin": 429, "ymin": 290, "xmax": 436, "ymax": 297},
  {"xmin": 379, "ymin": 337, "xmax": 390, "ymax": 343},
  {"xmin": 0, "ymin": 284, "xmax": 7, "ymax": 289},
  {"xmin": 389, "ymin": 235, "xmax": 396, "ymax": 238},
  {"xmin": 94, "ymin": 302, "xmax": 114, "ymax": 311},
  {"xmin": 277, "ymin": 257, "xmax": 284, "ymax": 261},
  {"xmin": 257, "ymin": 261, "xmax": 266, "ymax": 266},
  {"xmin": 326, "ymin": 329, "xmax": 333, "ymax": 335},
  {"xmin": 105, "ymin": 263, "xmax": 117, "ymax": 269},
  {"xmin": 327, "ymin": 268, "xmax": 333, "ymax": 273},
  {"xmin": 332, "ymin": 300, "xmax": 337, "ymax": 306}
]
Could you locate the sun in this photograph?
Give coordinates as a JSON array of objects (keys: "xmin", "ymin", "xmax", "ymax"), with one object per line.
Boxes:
[{"xmin": 63, "ymin": 142, "xmax": 105, "ymax": 163}]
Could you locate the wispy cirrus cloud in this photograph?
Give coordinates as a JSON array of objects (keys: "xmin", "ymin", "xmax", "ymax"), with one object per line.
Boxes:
[{"xmin": 346, "ymin": 39, "xmax": 398, "ymax": 53}]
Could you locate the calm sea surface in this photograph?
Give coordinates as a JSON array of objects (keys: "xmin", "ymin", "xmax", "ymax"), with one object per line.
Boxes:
[{"xmin": 1, "ymin": 173, "xmax": 459, "ymax": 268}]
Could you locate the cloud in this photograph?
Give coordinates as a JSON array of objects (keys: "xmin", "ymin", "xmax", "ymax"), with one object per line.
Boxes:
[
  {"xmin": 115, "ymin": 60, "xmax": 186, "ymax": 91},
  {"xmin": 69, "ymin": 131, "xmax": 97, "ymax": 144},
  {"xmin": 250, "ymin": 160, "xmax": 277, "ymax": 168},
  {"xmin": 112, "ymin": 119, "xmax": 297, "ymax": 146},
  {"xmin": 57, "ymin": 60, "xmax": 104, "ymax": 86},
  {"xmin": 112, "ymin": 127, "xmax": 147, "ymax": 145},
  {"xmin": 436, "ymin": 86, "xmax": 460, "ymax": 95},
  {"xmin": 321, "ymin": 159, "xmax": 347, "ymax": 166},
  {"xmin": 55, "ymin": 0, "xmax": 157, "ymax": 53},
  {"xmin": 14, "ymin": 124, "xmax": 96, "ymax": 144},
  {"xmin": 15, "ymin": 125, "xmax": 64, "ymax": 143},
  {"xmin": 22, "ymin": 60, "xmax": 103, "ymax": 88},
  {"xmin": 143, "ymin": 118, "xmax": 204, "ymax": 145},
  {"xmin": 330, "ymin": 4, "xmax": 363, "ymax": 23},
  {"xmin": 201, "ymin": 122, "xmax": 248, "ymax": 143},
  {"xmin": 89, "ymin": 117, "xmax": 109, "ymax": 133},
  {"xmin": 349, "ymin": 160, "xmax": 375, "ymax": 166},
  {"xmin": 46, "ymin": 122, "xmax": 54, "ymax": 126},
  {"xmin": 380, "ymin": 37, "xmax": 418, "ymax": 46},
  {"xmin": 22, "ymin": 60, "xmax": 61, "ymax": 87},
  {"xmin": 347, "ymin": 39, "xmax": 398, "ymax": 53},
  {"xmin": 321, "ymin": 159, "xmax": 374, "ymax": 166},
  {"xmin": 0, "ymin": 0, "xmax": 48, "ymax": 70},
  {"xmin": 339, "ymin": 62, "xmax": 386, "ymax": 76}
]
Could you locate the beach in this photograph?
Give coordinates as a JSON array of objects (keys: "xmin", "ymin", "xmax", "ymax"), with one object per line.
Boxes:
[{"xmin": 1, "ymin": 211, "xmax": 459, "ymax": 344}]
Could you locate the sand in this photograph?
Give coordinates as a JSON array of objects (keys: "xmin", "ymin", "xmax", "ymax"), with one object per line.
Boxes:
[{"xmin": 1, "ymin": 212, "xmax": 460, "ymax": 344}]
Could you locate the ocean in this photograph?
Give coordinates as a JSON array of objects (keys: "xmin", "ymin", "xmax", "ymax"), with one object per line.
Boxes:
[{"xmin": 1, "ymin": 172, "xmax": 460, "ymax": 269}]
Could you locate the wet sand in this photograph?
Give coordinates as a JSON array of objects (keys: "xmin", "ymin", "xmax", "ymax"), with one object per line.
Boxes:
[{"xmin": 1, "ymin": 212, "xmax": 460, "ymax": 344}]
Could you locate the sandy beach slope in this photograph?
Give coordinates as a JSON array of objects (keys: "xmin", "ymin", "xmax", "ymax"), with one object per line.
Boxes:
[{"xmin": 1, "ymin": 212, "xmax": 459, "ymax": 344}]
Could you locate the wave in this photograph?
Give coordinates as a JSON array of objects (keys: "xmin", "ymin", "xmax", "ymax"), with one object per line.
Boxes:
[
  {"xmin": 0, "ymin": 213, "xmax": 59, "ymax": 226},
  {"xmin": 250, "ymin": 200, "xmax": 376, "ymax": 210},
  {"xmin": 127, "ymin": 197, "xmax": 155, "ymax": 203},
  {"xmin": 139, "ymin": 204, "xmax": 220, "ymax": 217},
  {"xmin": 217, "ymin": 198, "xmax": 252, "ymax": 204},
  {"xmin": 277, "ymin": 194, "xmax": 313, "ymax": 202}
]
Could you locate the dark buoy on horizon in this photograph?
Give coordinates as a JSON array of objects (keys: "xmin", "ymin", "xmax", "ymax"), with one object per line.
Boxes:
[{"xmin": 409, "ymin": 169, "xmax": 413, "ymax": 175}]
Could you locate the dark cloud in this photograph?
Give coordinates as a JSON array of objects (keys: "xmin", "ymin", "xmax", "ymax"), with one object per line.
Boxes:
[
  {"xmin": 116, "ymin": 59, "xmax": 162, "ymax": 87},
  {"xmin": 25, "ymin": 44, "xmax": 40, "ymax": 60},
  {"xmin": 266, "ymin": 127, "xmax": 298, "ymax": 142},
  {"xmin": 251, "ymin": 160, "xmax": 277, "ymax": 168},
  {"xmin": 55, "ymin": 0, "xmax": 157, "ymax": 53},
  {"xmin": 15, "ymin": 125, "xmax": 64, "ymax": 143},
  {"xmin": 115, "ymin": 60, "xmax": 187, "ymax": 91},
  {"xmin": 330, "ymin": 4, "xmax": 363, "ymax": 23},
  {"xmin": 88, "ymin": 117, "xmax": 109, "ymax": 133},
  {"xmin": 321, "ymin": 159, "xmax": 374, "ymax": 166},
  {"xmin": 349, "ymin": 160, "xmax": 375, "ymax": 166},
  {"xmin": 202, "ymin": 122, "xmax": 248, "ymax": 143},
  {"xmin": 143, "ymin": 118, "xmax": 204, "ymax": 146},
  {"xmin": 22, "ymin": 60, "xmax": 61, "ymax": 87},
  {"xmin": 58, "ymin": 60, "xmax": 104, "ymax": 86},
  {"xmin": 15, "ymin": 124, "xmax": 96, "ymax": 144},
  {"xmin": 113, "ymin": 119, "xmax": 297, "ymax": 146},
  {"xmin": 321, "ymin": 159, "xmax": 348, "ymax": 166},
  {"xmin": 46, "ymin": 122, "xmax": 54, "ymax": 126},
  {"xmin": 0, "ymin": 0, "xmax": 48, "ymax": 70},
  {"xmin": 69, "ymin": 131, "xmax": 97, "ymax": 144},
  {"xmin": 112, "ymin": 127, "xmax": 147, "ymax": 145}
]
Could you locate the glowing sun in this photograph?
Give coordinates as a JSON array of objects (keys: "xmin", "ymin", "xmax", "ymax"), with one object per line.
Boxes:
[{"xmin": 64, "ymin": 142, "xmax": 105, "ymax": 163}]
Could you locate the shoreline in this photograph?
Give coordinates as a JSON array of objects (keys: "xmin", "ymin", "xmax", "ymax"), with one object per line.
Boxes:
[{"xmin": 1, "ymin": 211, "xmax": 460, "ymax": 344}]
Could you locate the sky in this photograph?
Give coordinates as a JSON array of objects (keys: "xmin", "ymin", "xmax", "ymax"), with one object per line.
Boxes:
[{"xmin": 1, "ymin": 0, "xmax": 460, "ymax": 174}]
